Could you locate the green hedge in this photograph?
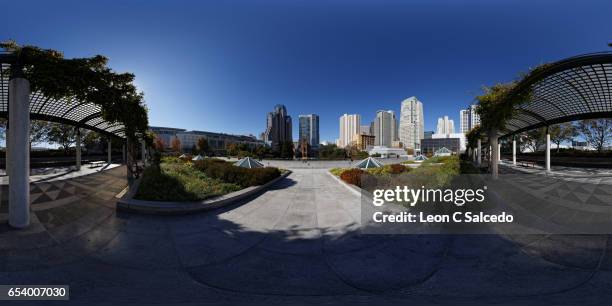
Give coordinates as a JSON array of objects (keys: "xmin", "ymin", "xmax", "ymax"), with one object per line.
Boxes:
[{"xmin": 193, "ymin": 159, "xmax": 281, "ymax": 187}]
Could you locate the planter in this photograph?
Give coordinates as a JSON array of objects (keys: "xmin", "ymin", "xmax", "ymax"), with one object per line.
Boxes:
[{"xmin": 117, "ymin": 170, "xmax": 291, "ymax": 214}]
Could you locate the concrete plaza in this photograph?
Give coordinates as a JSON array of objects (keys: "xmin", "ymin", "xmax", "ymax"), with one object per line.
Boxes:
[{"xmin": 1, "ymin": 164, "xmax": 612, "ymax": 305}]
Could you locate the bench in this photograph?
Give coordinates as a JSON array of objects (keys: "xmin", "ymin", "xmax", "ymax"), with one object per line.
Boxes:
[
  {"xmin": 518, "ymin": 160, "xmax": 537, "ymax": 168},
  {"xmin": 89, "ymin": 161, "xmax": 106, "ymax": 168}
]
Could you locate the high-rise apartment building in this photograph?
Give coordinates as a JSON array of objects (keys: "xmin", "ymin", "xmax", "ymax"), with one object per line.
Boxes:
[
  {"xmin": 436, "ymin": 116, "xmax": 455, "ymax": 135},
  {"xmin": 460, "ymin": 104, "xmax": 480, "ymax": 134},
  {"xmin": 298, "ymin": 114, "xmax": 320, "ymax": 148},
  {"xmin": 398, "ymin": 96, "xmax": 424, "ymax": 151},
  {"xmin": 263, "ymin": 104, "xmax": 292, "ymax": 151},
  {"xmin": 373, "ymin": 110, "xmax": 398, "ymax": 147},
  {"xmin": 337, "ymin": 114, "xmax": 361, "ymax": 148}
]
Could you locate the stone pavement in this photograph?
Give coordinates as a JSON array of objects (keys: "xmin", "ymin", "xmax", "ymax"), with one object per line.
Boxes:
[{"xmin": 1, "ymin": 165, "xmax": 612, "ymax": 305}]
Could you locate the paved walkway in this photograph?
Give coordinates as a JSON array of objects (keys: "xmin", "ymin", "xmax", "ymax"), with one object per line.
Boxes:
[{"xmin": 1, "ymin": 165, "xmax": 612, "ymax": 305}]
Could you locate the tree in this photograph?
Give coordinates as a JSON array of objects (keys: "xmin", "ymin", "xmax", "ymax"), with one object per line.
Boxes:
[
  {"xmin": 170, "ymin": 136, "xmax": 182, "ymax": 153},
  {"xmin": 153, "ymin": 135, "xmax": 165, "ymax": 151},
  {"xmin": 196, "ymin": 137, "xmax": 209, "ymax": 155},
  {"xmin": 29, "ymin": 121, "xmax": 52, "ymax": 148},
  {"xmin": 520, "ymin": 128, "xmax": 546, "ymax": 152},
  {"xmin": 48, "ymin": 123, "xmax": 77, "ymax": 154},
  {"xmin": 280, "ymin": 141, "xmax": 294, "ymax": 159},
  {"xmin": 549, "ymin": 122, "xmax": 577, "ymax": 152},
  {"xmin": 83, "ymin": 130, "xmax": 102, "ymax": 154},
  {"xmin": 577, "ymin": 119, "xmax": 612, "ymax": 152}
]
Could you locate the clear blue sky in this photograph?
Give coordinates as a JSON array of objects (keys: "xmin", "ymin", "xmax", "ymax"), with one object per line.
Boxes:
[{"xmin": 2, "ymin": 0, "xmax": 611, "ymax": 142}]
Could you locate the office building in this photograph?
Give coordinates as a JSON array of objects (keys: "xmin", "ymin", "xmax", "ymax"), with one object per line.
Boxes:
[
  {"xmin": 360, "ymin": 125, "xmax": 371, "ymax": 136},
  {"xmin": 436, "ymin": 116, "xmax": 455, "ymax": 135},
  {"xmin": 149, "ymin": 126, "xmax": 186, "ymax": 148},
  {"xmin": 356, "ymin": 134, "xmax": 376, "ymax": 151},
  {"xmin": 424, "ymin": 131, "xmax": 434, "ymax": 139},
  {"xmin": 298, "ymin": 114, "xmax": 320, "ymax": 150},
  {"xmin": 460, "ymin": 104, "xmax": 480, "ymax": 134},
  {"xmin": 398, "ymin": 97, "xmax": 424, "ymax": 151},
  {"xmin": 373, "ymin": 110, "xmax": 397, "ymax": 147},
  {"xmin": 420, "ymin": 138, "xmax": 461, "ymax": 156},
  {"xmin": 263, "ymin": 104, "xmax": 292, "ymax": 151},
  {"xmin": 338, "ymin": 114, "xmax": 361, "ymax": 148},
  {"xmin": 150, "ymin": 126, "xmax": 265, "ymax": 153}
]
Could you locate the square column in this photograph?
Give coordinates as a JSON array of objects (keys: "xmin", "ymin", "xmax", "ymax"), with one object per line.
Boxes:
[
  {"xmin": 8, "ymin": 77, "xmax": 31, "ymax": 228},
  {"xmin": 497, "ymin": 143, "xmax": 501, "ymax": 162},
  {"xmin": 512, "ymin": 139, "xmax": 516, "ymax": 165},
  {"xmin": 108, "ymin": 137, "xmax": 112, "ymax": 164},
  {"xmin": 546, "ymin": 133, "xmax": 551, "ymax": 172}
]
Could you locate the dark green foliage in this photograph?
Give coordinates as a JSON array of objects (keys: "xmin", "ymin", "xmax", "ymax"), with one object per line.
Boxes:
[
  {"xmin": 0, "ymin": 41, "xmax": 148, "ymax": 138},
  {"xmin": 135, "ymin": 163, "xmax": 242, "ymax": 201},
  {"xmin": 193, "ymin": 159, "xmax": 281, "ymax": 187},
  {"xmin": 318, "ymin": 144, "xmax": 347, "ymax": 159}
]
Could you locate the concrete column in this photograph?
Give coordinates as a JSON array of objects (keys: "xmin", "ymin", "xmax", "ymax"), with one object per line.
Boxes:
[
  {"xmin": 490, "ymin": 130, "xmax": 499, "ymax": 179},
  {"xmin": 122, "ymin": 143, "xmax": 126, "ymax": 164},
  {"xmin": 5, "ymin": 122, "xmax": 9, "ymax": 177},
  {"xmin": 512, "ymin": 139, "xmax": 517, "ymax": 165},
  {"xmin": 107, "ymin": 137, "xmax": 112, "ymax": 164},
  {"xmin": 8, "ymin": 77, "xmax": 31, "ymax": 228},
  {"xmin": 75, "ymin": 128, "xmax": 81, "ymax": 170},
  {"xmin": 546, "ymin": 133, "xmax": 551, "ymax": 172},
  {"xmin": 498, "ymin": 143, "xmax": 501, "ymax": 162},
  {"xmin": 477, "ymin": 139, "xmax": 481, "ymax": 166}
]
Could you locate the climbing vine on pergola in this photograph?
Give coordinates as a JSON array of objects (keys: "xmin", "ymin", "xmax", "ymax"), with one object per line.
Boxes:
[{"xmin": 0, "ymin": 40, "xmax": 148, "ymax": 139}]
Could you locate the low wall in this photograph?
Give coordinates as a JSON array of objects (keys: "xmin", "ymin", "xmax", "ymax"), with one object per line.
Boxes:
[{"xmin": 116, "ymin": 170, "xmax": 291, "ymax": 215}]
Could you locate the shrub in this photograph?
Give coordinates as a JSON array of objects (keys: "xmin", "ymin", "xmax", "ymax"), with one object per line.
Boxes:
[
  {"xmin": 340, "ymin": 168, "xmax": 366, "ymax": 186},
  {"xmin": 193, "ymin": 160, "xmax": 281, "ymax": 187},
  {"xmin": 161, "ymin": 156, "xmax": 184, "ymax": 164},
  {"xmin": 330, "ymin": 168, "xmax": 346, "ymax": 177},
  {"xmin": 389, "ymin": 163, "xmax": 408, "ymax": 174},
  {"xmin": 134, "ymin": 164, "xmax": 241, "ymax": 201}
]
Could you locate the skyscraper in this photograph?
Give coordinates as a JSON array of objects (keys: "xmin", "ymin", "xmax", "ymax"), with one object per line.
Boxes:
[
  {"xmin": 398, "ymin": 96, "xmax": 424, "ymax": 151},
  {"xmin": 373, "ymin": 110, "xmax": 398, "ymax": 147},
  {"xmin": 337, "ymin": 114, "xmax": 360, "ymax": 148},
  {"xmin": 460, "ymin": 104, "xmax": 480, "ymax": 134},
  {"xmin": 436, "ymin": 116, "xmax": 455, "ymax": 135},
  {"xmin": 298, "ymin": 114, "xmax": 319, "ymax": 148},
  {"xmin": 263, "ymin": 104, "xmax": 292, "ymax": 151}
]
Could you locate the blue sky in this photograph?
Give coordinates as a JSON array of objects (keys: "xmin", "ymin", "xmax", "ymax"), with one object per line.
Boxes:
[{"xmin": 2, "ymin": 0, "xmax": 611, "ymax": 142}]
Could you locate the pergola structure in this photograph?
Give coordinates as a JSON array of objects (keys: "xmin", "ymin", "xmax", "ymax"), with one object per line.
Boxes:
[
  {"xmin": 1, "ymin": 57, "xmax": 133, "ymax": 229},
  {"xmin": 473, "ymin": 52, "xmax": 612, "ymax": 176}
]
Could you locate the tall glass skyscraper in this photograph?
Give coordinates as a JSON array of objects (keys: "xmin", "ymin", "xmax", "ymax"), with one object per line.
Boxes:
[
  {"xmin": 298, "ymin": 114, "xmax": 319, "ymax": 148},
  {"xmin": 398, "ymin": 97, "xmax": 424, "ymax": 151},
  {"xmin": 263, "ymin": 104, "xmax": 292, "ymax": 151},
  {"xmin": 460, "ymin": 104, "xmax": 480, "ymax": 134},
  {"xmin": 374, "ymin": 110, "xmax": 398, "ymax": 147}
]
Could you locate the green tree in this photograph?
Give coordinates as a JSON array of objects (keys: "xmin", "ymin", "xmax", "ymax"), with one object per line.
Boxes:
[
  {"xmin": 520, "ymin": 128, "xmax": 546, "ymax": 152},
  {"xmin": 280, "ymin": 141, "xmax": 294, "ymax": 159},
  {"xmin": 29, "ymin": 121, "xmax": 52, "ymax": 148},
  {"xmin": 577, "ymin": 119, "xmax": 612, "ymax": 152},
  {"xmin": 549, "ymin": 122, "xmax": 577, "ymax": 152},
  {"xmin": 48, "ymin": 123, "xmax": 78, "ymax": 154},
  {"xmin": 83, "ymin": 130, "xmax": 102, "ymax": 154}
]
